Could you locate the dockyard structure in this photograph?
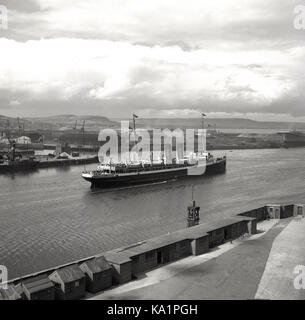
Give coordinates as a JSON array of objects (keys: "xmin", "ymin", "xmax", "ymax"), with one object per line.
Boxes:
[
  {"xmin": 235, "ymin": 216, "xmax": 258, "ymax": 235},
  {"xmin": 281, "ymin": 204, "xmax": 295, "ymax": 219},
  {"xmin": 204, "ymin": 217, "xmax": 256, "ymax": 248},
  {"xmin": 4, "ymin": 203, "xmax": 301, "ymax": 300},
  {"xmin": 238, "ymin": 206, "xmax": 268, "ymax": 221},
  {"xmin": 58, "ymin": 132, "xmax": 99, "ymax": 146},
  {"xmin": 294, "ymin": 204, "xmax": 305, "ymax": 217},
  {"xmin": 187, "ymin": 228, "xmax": 210, "ymax": 256},
  {"xmin": 266, "ymin": 204, "xmax": 296, "ymax": 219},
  {"xmin": 103, "ymin": 216, "xmax": 256, "ymax": 280},
  {"xmin": 104, "ymin": 231, "xmax": 207, "ymax": 281},
  {"xmin": 79, "ymin": 256, "xmax": 112, "ymax": 293},
  {"xmin": 21, "ymin": 274, "xmax": 55, "ymax": 300},
  {"xmin": 0, "ymin": 284, "xmax": 22, "ymax": 300},
  {"xmin": 120, "ymin": 234, "xmax": 194, "ymax": 276},
  {"xmin": 48, "ymin": 264, "xmax": 86, "ymax": 300},
  {"xmin": 103, "ymin": 252, "xmax": 133, "ymax": 285}
]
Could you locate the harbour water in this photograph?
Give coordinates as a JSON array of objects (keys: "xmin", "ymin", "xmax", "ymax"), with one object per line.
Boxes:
[{"xmin": 1, "ymin": 148, "xmax": 305, "ymax": 280}]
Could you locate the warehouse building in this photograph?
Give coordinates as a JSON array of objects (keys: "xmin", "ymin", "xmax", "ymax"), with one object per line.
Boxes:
[
  {"xmin": 124, "ymin": 233, "xmax": 193, "ymax": 275},
  {"xmin": 266, "ymin": 204, "xmax": 297, "ymax": 219},
  {"xmin": 294, "ymin": 204, "xmax": 305, "ymax": 217},
  {"xmin": 104, "ymin": 251, "xmax": 132, "ymax": 285},
  {"xmin": 0, "ymin": 284, "xmax": 22, "ymax": 300},
  {"xmin": 49, "ymin": 264, "xmax": 86, "ymax": 300},
  {"xmin": 104, "ymin": 227, "xmax": 208, "ymax": 280},
  {"xmin": 238, "ymin": 206, "xmax": 268, "ymax": 221},
  {"xmin": 205, "ymin": 217, "xmax": 257, "ymax": 248},
  {"xmin": 104, "ymin": 216, "xmax": 257, "ymax": 279},
  {"xmin": 21, "ymin": 274, "xmax": 55, "ymax": 300},
  {"xmin": 80, "ymin": 256, "xmax": 112, "ymax": 293},
  {"xmin": 105, "ymin": 224, "xmax": 210, "ymax": 278}
]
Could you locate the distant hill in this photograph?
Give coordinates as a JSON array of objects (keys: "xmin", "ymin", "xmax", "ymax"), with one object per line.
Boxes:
[
  {"xmin": 113, "ymin": 117, "xmax": 305, "ymax": 130},
  {"xmin": 0, "ymin": 115, "xmax": 35, "ymax": 131},
  {"xmin": 1, "ymin": 114, "xmax": 305, "ymax": 133},
  {"xmin": 0, "ymin": 114, "xmax": 118, "ymax": 132},
  {"xmin": 29, "ymin": 115, "xmax": 118, "ymax": 131}
]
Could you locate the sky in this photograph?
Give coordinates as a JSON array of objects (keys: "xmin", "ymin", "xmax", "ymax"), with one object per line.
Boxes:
[{"xmin": 0, "ymin": 0, "xmax": 305, "ymax": 120}]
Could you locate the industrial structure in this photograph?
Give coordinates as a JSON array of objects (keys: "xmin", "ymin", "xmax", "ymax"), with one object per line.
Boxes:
[{"xmin": 0, "ymin": 203, "xmax": 303, "ymax": 300}]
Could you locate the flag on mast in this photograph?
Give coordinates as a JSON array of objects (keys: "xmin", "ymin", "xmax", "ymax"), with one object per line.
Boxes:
[{"xmin": 133, "ymin": 114, "xmax": 138, "ymax": 118}]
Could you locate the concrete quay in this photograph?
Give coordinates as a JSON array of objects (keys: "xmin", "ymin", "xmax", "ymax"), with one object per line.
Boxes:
[
  {"xmin": 1, "ymin": 204, "xmax": 304, "ymax": 300},
  {"xmin": 90, "ymin": 217, "xmax": 305, "ymax": 300},
  {"xmin": 255, "ymin": 217, "xmax": 305, "ymax": 300}
]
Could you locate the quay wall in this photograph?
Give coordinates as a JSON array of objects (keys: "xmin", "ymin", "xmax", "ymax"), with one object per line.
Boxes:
[
  {"xmin": 1, "ymin": 203, "xmax": 303, "ymax": 300},
  {"xmin": 37, "ymin": 156, "xmax": 98, "ymax": 168}
]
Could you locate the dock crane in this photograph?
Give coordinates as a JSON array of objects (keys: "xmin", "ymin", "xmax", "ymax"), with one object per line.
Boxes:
[
  {"xmin": 80, "ymin": 120, "xmax": 86, "ymax": 146},
  {"xmin": 4, "ymin": 120, "xmax": 17, "ymax": 161},
  {"xmin": 73, "ymin": 120, "xmax": 78, "ymax": 130},
  {"xmin": 17, "ymin": 117, "xmax": 22, "ymax": 137}
]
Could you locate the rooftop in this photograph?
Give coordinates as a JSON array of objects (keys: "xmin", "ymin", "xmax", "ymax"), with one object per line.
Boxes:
[
  {"xmin": 81, "ymin": 256, "xmax": 111, "ymax": 273},
  {"xmin": 52, "ymin": 264, "xmax": 85, "ymax": 282},
  {"xmin": 0, "ymin": 285, "xmax": 21, "ymax": 300},
  {"xmin": 23, "ymin": 277, "xmax": 54, "ymax": 294}
]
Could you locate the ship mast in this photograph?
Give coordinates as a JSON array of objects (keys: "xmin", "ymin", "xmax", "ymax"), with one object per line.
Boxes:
[
  {"xmin": 80, "ymin": 120, "xmax": 86, "ymax": 170},
  {"xmin": 201, "ymin": 113, "xmax": 206, "ymax": 155},
  {"xmin": 201, "ymin": 113, "xmax": 206, "ymax": 131},
  {"xmin": 6, "ymin": 120, "xmax": 15, "ymax": 161},
  {"xmin": 132, "ymin": 114, "xmax": 138, "ymax": 162},
  {"xmin": 17, "ymin": 117, "xmax": 21, "ymax": 137},
  {"xmin": 81, "ymin": 120, "xmax": 85, "ymax": 146}
]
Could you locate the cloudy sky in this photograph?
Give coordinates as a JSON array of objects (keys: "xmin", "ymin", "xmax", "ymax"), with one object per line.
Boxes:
[{"xmin": 0, "ymin": 0, "xmax": 304, "ymax": 120}]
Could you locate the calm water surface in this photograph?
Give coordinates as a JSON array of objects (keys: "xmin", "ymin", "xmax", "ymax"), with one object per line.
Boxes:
[{"xmin": 1, "ymin": 148, "xmax": 305, "ymax": 279}]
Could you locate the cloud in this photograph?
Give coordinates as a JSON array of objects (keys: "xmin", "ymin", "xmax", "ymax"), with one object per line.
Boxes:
[
  {"xmin": 0, "ymin": 0, "xmax": 304, "ymax": 119},
  {"xmin": 1, "ymin": 0, "xmax": 42, "ymax": 13},
  {"xmin": 4, "ymin": 0, "xmax": 303, "ymax": 48},
  {"xmin": 0, "ymin": 37, "xmax": 302, "ymax": 118}
]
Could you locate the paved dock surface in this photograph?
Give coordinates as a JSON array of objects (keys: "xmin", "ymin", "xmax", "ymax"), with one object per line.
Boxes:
[
  {"xmin": 255, "ymin": 217, "xmax": 305, "ymax": 300},
  {"xmin": 90, "ymin": 218, "xmax": 304, "ymax": 300}
]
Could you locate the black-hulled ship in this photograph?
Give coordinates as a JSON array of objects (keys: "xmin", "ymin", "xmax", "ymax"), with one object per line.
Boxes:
[
  {"xmin": 82, "ymin": 153, "xmax": 226, "ymax": 189},
  {"xmin": 0, "ymin": 158, "xmax": 40, "ymax": 173},
  {"xmin": 0, "ymin": 141, "xmax": 39, "ymax": 173},
  {"xmin": 82, "ymin": 114, "xmax": 226, "ymax": 189}
]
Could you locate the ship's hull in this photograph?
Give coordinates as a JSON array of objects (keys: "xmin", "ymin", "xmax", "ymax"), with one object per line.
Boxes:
[
  {"xmin": 0, "ymin": 160, "xmax": 40, "ymax": 173},
  {"xmin": 83, "ymin": 159, "xmax": 226, "ymax": 189}
]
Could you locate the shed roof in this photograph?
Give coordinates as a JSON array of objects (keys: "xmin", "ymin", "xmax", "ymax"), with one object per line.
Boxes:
[
  {"xmin": 173, "ymin": 224, "xmax": 209, "ymax": 239},
  {"xmin": 52, "ymin": 264, "xmax": 85, "ymax": 282},
  {"xmin": 81, "ymin": 256, "xmax": 111, "ymax": 273},
  {"xmin": 233, "ymin": 215, "xmax": 256, "ymax": 222},
  {"xmin": 102, "ymin": 216, "xmax": 250, "ymax": 262},
  {"xmin": 116, "ymin": 224, "xmax": 209, "ymax": 257},
  {"xmin": 23, "ymin": 277, "xmax": 54, "ymax": 294},
  {"xmin": 0, "ymin": 285, "xmax": 21, "ymax": 300},
  {"xmin": 103, "ymin": 251, "xmax": 132, "ymax": 265},
  {"xmin": 22, "ymin": 273, "xmax": 49, "ymax": 284},
  {"xmin": 203, "ymin": 217, "xmax": 244, "ymax": 232}
]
